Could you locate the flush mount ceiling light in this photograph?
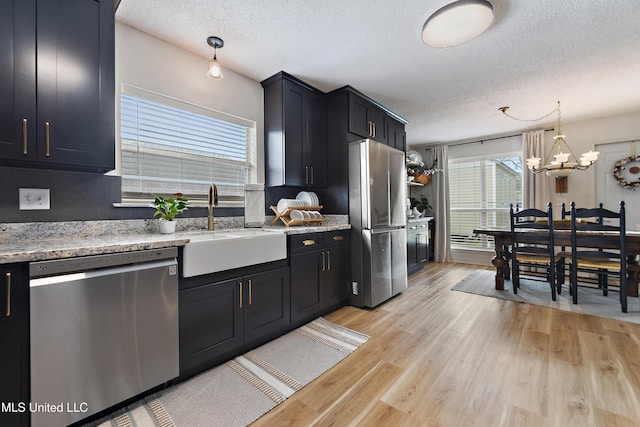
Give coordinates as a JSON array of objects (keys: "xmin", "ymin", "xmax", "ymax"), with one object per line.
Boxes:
[
  {"xmin": 422, "ymin": 0, "xmax": 494, "ymax": 48},
  {"xmin": 206, "ymin": 36, "xmax": 224, "ymax": 80},
  {"xmin": 499, "ymin": 101, "xmax": 599, "ymax": 178}
]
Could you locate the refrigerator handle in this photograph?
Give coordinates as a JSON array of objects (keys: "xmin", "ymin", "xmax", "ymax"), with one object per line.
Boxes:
[{"xmin": 387, "ymin": 169, "xmax": 391, "ymax": 227}]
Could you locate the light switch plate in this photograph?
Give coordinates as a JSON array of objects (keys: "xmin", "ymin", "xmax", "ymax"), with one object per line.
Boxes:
[{"xmin": 19, "ymin": 188, "xmax": 50, "ymax": 210}]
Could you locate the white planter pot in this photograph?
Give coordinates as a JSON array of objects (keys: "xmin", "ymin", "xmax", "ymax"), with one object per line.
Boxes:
[{"xmin": 159, "ymin": 219, "xmax": 176, "ymax": 234}]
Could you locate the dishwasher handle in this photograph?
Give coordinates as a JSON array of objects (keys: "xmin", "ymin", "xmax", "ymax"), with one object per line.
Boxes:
[{"xmin": 30, "ymin": 258, "xmax": 177, "ymax": 288}]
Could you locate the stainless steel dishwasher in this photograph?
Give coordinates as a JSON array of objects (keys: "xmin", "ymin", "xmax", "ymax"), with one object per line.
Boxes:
[{"xmin": 29, "ymin": 248, "xmax": 179, "ymax": 427}]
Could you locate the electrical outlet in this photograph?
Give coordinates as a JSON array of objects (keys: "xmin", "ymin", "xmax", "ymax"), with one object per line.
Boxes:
[
  {"xmin": 19, "ymin": 188, "xmax": 50, "ymax": 210},
  {"xmin": 352, "ymin": 281, "xmax": 358, "ymax": 295}
]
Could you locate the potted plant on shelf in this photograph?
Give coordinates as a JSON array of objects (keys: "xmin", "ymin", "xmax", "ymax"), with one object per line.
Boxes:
[
  {"xmin": 153, "ymin": 193, "xmax": 189, "ymax": 234},
  {"xmin": 414, "ymin": 196, "xmax": 432, "ymax": 217}
]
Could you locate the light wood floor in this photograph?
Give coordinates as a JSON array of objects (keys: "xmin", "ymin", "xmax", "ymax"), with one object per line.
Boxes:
[{"xmin": 252, "ymin": 262, "xmax": 640, "ymax": 427}]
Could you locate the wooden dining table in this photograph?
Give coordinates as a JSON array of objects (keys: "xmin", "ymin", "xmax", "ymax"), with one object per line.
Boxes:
[{"xmin": 473, "ymin": 227, "xmax": 640, "ymax": 297}]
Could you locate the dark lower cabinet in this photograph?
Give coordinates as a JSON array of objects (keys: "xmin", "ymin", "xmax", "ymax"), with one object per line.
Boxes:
[
  {"xmin": 407, "ymin": 220, "xmax": 431, "ymax": 275},
  {"xmin": 179, "ymin": 266, "xmax": 290, "ymax": 378},
  {"xmin": 290, "ymin": 230, "xmax": 349, "ymax": 326},
  {"xmin": 0, "ymin": 263, "xmax": 29, "ymax": 427},
  {"xmin": 243, "ymin": 268, "xmax": 291, "ymax": 343}
]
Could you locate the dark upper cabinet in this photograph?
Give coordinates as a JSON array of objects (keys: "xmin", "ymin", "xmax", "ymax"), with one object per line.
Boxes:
[
  {"xmin": 262, "ymin": 72, "xmax": 327, "ymax": 187},
  {"xmin": 325, "ymin": 86, "xmax": 408, "ymax": 214},
  {"xmin": 0, "ymin": 0, "xmax": 115, "ymax": 173},
  {"xmin": 348, "ymin": 92, "xmax": 387, "ymax": 144},
  {"xmin": 0, "ymin": 263, "xmax": 29, "ymax": 427},
  {"xmin": 0, "ymin": 0, "xmax": 36, "ymax": 162},
  {"xmin": 388, "ymin": 117, "xmax": 406, "ymax": 152}
]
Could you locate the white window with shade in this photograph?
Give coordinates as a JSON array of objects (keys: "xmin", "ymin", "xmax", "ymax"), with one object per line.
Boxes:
[
  {"xmin": 448, "ymin": 136, "xmax": 523, "ymax": 250},
  {"xmin": 119, "ymin": 85, "xmax": 257, "ymax": 206}
]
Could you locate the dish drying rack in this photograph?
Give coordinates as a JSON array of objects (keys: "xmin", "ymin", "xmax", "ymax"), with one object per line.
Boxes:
[{"xmin": 270, "ymin": 205, "xmax": 325, "ymax": 226}]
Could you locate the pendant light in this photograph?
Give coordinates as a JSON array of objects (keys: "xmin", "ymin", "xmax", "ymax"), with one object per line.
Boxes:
[
  {"xmin": 422, "ymin": 0, "xmax": 494, "ymax": 48},
  {"xmin": 206, "ymin": 36, "xmax": 224, "ymax": 80},
  {"xmin": 499, "ymin": 101, "xmax": 599, "ymax": 177}
]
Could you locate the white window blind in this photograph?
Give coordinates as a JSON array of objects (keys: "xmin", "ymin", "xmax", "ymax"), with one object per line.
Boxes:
[
  {"xmin": 120, "ymin": 86, "xmax": 256, "ymax": 206},
  {"xmin": 448, "ymin": 138, "xmax": 523, "ymax": 249}
]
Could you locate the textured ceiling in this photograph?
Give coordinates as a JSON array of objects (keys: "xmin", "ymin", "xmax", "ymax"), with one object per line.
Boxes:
[{"xmin": 116, "ymin": 0, "xmax": 640, "ymax": 146}]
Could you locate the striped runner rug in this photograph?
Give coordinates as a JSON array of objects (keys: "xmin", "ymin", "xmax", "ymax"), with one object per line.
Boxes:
[{"xmin": 90, "ymin": 317, "xmax": 369, "ymax": 427}]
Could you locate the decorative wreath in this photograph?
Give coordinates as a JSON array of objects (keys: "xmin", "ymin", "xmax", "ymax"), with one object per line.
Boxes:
[{"xmin": 612, "ymin": 155, "xmax": 640, "ymax": 190}]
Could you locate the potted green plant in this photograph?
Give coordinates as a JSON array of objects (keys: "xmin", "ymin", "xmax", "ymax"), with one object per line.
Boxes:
[
  {"xmin": 153, "ymin": 193, "xmax": 188, "ymax": 234},
  {"xmin": 416, "ymin": 196, "xmax": 432, "ymax": 216}
]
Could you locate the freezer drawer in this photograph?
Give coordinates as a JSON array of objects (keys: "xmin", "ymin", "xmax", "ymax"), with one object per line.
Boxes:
[{"xmin": 354, "ymin": 228, "xmax": 408, "ymax": 308}]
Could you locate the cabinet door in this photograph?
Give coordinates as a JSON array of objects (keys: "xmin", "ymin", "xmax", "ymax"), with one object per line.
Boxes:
[
  {"xmin": 290, "ymin": 250, "xmax": 323, "ymax": 324},
  {"xmin": 417, "ymin": 223, "xmax": 428, "ymax": 263},
  {"xmin": 179, "ymin": 279, "xmax": 243, "ymax": 375},
  {"xmin": 306, "ymin": 90, "xmax": 327, "ymax": 187},
  {"xmin": 324, "ymin": 244, "xmax": 349, "ymax": 308},
  {"xmin": 0, "ymin": 263, "xmax": 29, "ymax": 427},
  {"xmin": 35, "ymin": 0, "xmax": 114, "ymax": 172},
  {"xmin": 407, "ymin": 227, "xmax": 419, "ymax": 269},
  {"xmin": 369, "ymin": 107, "xmax": 387, "ymax": 144},
  {"xmin": 283, "ymin": 79, "xmax": 306, "ymax": 186},
  {"xmin": 388, "ymin": 117, "xmax": 406, "ymax": 152},
  {"xmin": 0, "ymin": 0, "xmax": 36, "ymax": 162},
  {"xmin": 243, "ymin": 267, "xmax": 290, "ymax": 343},
  {"xmin": 348, "ymin": 93, "xmax": 371, "ymax": 138},
  {"xmin": 428, "ymin": 219, "xmax": 435, "ymax": 261}
]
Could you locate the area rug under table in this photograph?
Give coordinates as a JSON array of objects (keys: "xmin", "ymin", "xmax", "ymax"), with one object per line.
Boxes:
[
  {"xmin": 451, "ymin": 269, "xmax": 640, "ymax": 323},
  {"xmin": 92, "ymin": 317, "xmax": 369, "ymax": 427}
]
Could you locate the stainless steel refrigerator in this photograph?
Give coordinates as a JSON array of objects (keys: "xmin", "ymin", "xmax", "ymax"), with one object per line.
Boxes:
[{"xmin": 349, "ymin": 139, "xmax": 407, "ymax": 308}]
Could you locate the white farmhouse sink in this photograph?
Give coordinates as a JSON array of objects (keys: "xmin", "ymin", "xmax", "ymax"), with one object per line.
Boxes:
[{"xmin": 181, "ymin": 229, "xmax": 287, "ymax": 277}]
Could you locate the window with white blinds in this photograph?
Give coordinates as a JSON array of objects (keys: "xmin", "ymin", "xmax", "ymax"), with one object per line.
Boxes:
[
  {"xmin": 448, "ymin": 139, "xmax": 523, "ymax": 249},
  {"xmin": 120, "ymin": 86, "xmax": 256, "ymax": 206}
]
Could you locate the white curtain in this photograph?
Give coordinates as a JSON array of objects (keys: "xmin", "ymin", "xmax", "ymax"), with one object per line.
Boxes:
[
  {"xmin": 522, "ymin": 130, "xmax": 552, "ymax": 211},
  {"xmin": 432, "ymin": 146, "xmax": 451, "ymax": 262}
]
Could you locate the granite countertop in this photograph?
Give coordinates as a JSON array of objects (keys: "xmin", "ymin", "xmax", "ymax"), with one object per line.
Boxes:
[
  {"xmin": 0, "ymin": 217, "xmax": 351, "ymax": 264},
  {"xmin": 408, "ymin": 216, "xmax": 434, "ymax": 223}
]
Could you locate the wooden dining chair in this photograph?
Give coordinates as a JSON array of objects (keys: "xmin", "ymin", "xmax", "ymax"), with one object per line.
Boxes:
[
  {"xmin": 558, "ymin": 202, "xmax": 604, "ymax": 292},
  {"xmin": 509, "ymin": 202, "xmax": 563, "ymax": 300},
  {"xmin": 569, "ymin": 201, "xmax": 628, "ymax": 312}
]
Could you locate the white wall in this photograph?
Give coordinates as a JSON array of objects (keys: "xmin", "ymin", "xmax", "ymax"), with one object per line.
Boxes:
[
  {"xmin": 114, "ymin": 22, "xmax": 265, "ymax": 181},
  {"xmin": 554, "ymin": 110, "xmax": 640, "ymax": 211}
]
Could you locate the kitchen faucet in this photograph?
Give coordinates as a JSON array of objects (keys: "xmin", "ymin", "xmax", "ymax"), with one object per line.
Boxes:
[{"xmin": 208, "ymin": 183, "xmax": 219, "ymax": 231}]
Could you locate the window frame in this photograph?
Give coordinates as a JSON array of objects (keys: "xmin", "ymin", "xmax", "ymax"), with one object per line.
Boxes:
[
  {"xmin": 448, "ymin": 147, "xmax": 523, "ymax": 250},
  {"xmin": 118, "ymin": 84, "xmax": 257, "ymax": 207}
]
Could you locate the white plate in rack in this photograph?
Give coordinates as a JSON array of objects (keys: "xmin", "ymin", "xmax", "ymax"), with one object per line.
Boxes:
[
  {"xmin": 308, "ymin": 191, "xmax": 319, "ymax": 206},
  {"xmin": 296, "ymin": 191, "xmax": 313, "ymax": 206}
]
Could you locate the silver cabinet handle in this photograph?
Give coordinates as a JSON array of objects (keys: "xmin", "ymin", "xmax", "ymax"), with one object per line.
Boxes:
[
  {"xmin": 45, "ymin": 122, "xmax": 51, "ymax": 157},
  {"xmin": 322, "ymin": 252, "xmax": 326, "ymax": 271},
  {"xmin": 5, "ymin": 272, "xmax": 10, "ymax": 317},
  {"xmin": 248, "ymin": 279, "xmax": 252, "ymax": 305},
  {"xmin": 22, "ymin": 119, "xmax": 28, "ymax": 154},
  {"xmin": 327, "ymin": 251, "xmax": 331, "ymax": 271},
  {"xmin": 238, "ymin": 282, "xmax": 243, "ymax": 308},
  {"xmin": 305, "ymin": 166, "xmax": 309, "ymax": 184},
  {"xmin": 310, "ymin": 166, "xmax": 314, "ymax": 185}
]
